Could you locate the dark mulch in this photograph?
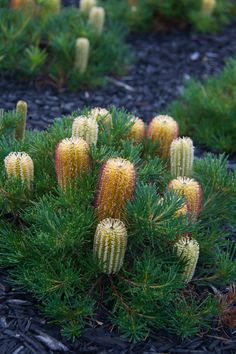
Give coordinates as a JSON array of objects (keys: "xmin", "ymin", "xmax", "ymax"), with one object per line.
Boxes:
[{"xmin": 0, "ymin": 3, "xmax": 236, "ymax": 353}]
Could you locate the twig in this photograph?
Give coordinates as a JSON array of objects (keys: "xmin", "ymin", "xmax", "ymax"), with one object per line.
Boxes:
[{"xmin": 108, "ymin": 275, "xmax": 155, "ymax": 320}]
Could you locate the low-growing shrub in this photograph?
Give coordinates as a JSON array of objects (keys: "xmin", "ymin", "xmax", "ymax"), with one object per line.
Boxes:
[
  {"xmin": 0, "ymin": 2, "xmax": 128, "ymax": 89},
  {"xmin": 168, "ymin": 58, "xmax": 236, "ymax": 154},
  {"xmin": 0, "ymin": 105, "xmax": 235, "ymax": 341},
  {"xmin": 100, "ymin": 0, "xmax": 235, "ymax": 33}
]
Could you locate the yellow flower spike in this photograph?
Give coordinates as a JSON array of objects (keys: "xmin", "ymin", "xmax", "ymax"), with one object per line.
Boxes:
[
  {"xmin": 4, "ymin": 152, "xmax": 34, "ymax": 189},
  {"xmin": 74, "ymin": 38, "xmax": 90, "ymax": 74},
  {"xmin": 96, "ymin": 157, "xmax": 136, "ymax": 221},
  {"xmin": 169, "ymin": 177, "xmax": 202, "ymax": 220},
  {"xmin": 93, "ymin": 218, "xmax": 127, "ymax": 274},
  {"xmin": 175, "ymin": 236, "xmax": 200, "ymax": 283},
  {"xmin": 89, "ymin": 107, "xmax": 112, "ymax": 128},
  {"xmin": 128, "ymin": 117, "xmax": 145, "ymax": 143},
  {"xmin": 15, "ymin": 100, "xmax": 27, "ymax": 140},
  {"xmin": 147, "ymin": 115, "xmax": 179, "ymax": 159},
  {"xmin": 201, "ymin": 0, "xmax": 216, "ymax": 16},
  {"xmin": 72, "ymin": 115, "xmax": 98, "ymax": 146},
  {"xmin": 88, "ymin": 6, "xmax": 105, "ymax": 35},
  {"xmin": 80, "ymin": 0, "xmax": 96, "ymax": 13},
  {"xmin": 55, "ymin": 137, "xmax": 90, "ymax": 190}
]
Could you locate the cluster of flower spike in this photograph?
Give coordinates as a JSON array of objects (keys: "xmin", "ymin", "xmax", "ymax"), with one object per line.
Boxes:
[{"xmin": 3, "ymin": 103, "xmax": 203, "ymax": 281}]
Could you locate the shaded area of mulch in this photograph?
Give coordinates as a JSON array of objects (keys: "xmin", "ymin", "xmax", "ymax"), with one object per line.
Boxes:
[
  {"xmin": 1, "ymin": 269, "xmax": 236, "ymax": 354},
  {"xmin": 1, "ymin": 20, "xmax": 236, "ymax": 129}
]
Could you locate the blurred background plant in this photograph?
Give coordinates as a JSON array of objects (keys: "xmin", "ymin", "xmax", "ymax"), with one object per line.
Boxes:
[
  {"xmin": 168, "ymin": 58, "xmax": 236, "ymax": 154},
  {"xmin": 100, "ymin": 0, "xmax": 236, "ymax": 33},
  {"xmin": 0, "ymin": 1, "xmax": 128, "ymax": 90}
]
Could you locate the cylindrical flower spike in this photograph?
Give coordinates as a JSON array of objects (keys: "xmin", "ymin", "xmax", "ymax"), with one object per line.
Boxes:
[
  {"xmin": 4, "ymin": 152, "xmax": 34, "ymax": 189},
  {"xmin": 74, "ymin": 38, "xmax": 90, "ymax": 74},
  {"xmin": 147, "ymin": 115, "xmax": 179, "ymax": 159},
  {"xmin": 175, "ymin": 237, "xmax": 199, "ymax": 283},
  {"xmin": 72, "ymin": 116, "xmax": 98, "ymax": 146},
  {"xmin": 128, "ymin": 117, "xmax": 145, "ymax": 143},
  {"xmin": 89, "ymin": 107, "xmax": 112, "ymax": 128},
  {"xmin": 80, "ymin": 0, "xmax": 96, "ymax": 13},
  {"xmin": 15, "ymin": 100, "xmax": 27, "ymax": 140},
  {"xmin": 170, "ymin": 137, "xmax": 194, "ymax": 178},
  {"xmin": 201, "ymin": 0, "xmax": 216, "ymax": 16},
  {"xmin": 47, "ymin": 0, "xmax": 61, "ymax": 14},
  {"xmin": 169, "ymin": 177, "xmax": 202, "ymax": 220},
  {"xmin": 55, "ymin": 137, "xmax": 90, "ymax": 190},
  {"xmin": 88, "ymin": 6, "xmax": 105, "ymax": 35},
  {"xmin": 96, "ymin": 158, "xmax": 136, "ymax": 221},
  {"xmin": 93, "ymin": 218, "xmax": 127, "ymax": 274}
]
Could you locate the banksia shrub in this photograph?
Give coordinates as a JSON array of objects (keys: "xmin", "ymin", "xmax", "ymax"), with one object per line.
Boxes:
[
  {"xmin": 169, "ymin": 177, "xmax": 202, "ymax": 220},
  {"xmin": 15, "ymin": 100, "xmax": 27, "ymax": 141},
  {"xmin": 4, "ymin": 152, "xmax": 34, "ymax": 189},
  {"xmin": 72, "ymin": 116, "xmax": 98, "ymax": 146},
  {"xmin": 74, "ymin": 38, "xmax": 90, "ymax": 74},
  {"xmin": 147, "ymin": 115, "xmax": 179, "ymax": 159},
  {"xmin": 201, "ymin": 0, "xmax": 216, "ymax": 16},
  {"xmin": 93, "ymin": 218, "xmax": 127, "ymax": 274},
  {"xmin": 175, "ymin": 237, "xmax": 200, "ymax": 283},
  {"xmin": 170, "ymin": 137, "xmax": 194, "ymax": 178},
  {"xmin": 128, "ymin": 117, "xmax": 145, "ymax": 143},
  {"xmin": 88, "ymin": 6, "xmax": 105, "ymax": 35},
  {"xmin": 96, "ymin": 158, "xmax": 136, "ymax": 221},
  {"xmin": 90, "ymin": 107, "xmax": 112, "ymax": 128},
  {"xmin": 80, "ymin": 0, "xmax": 96, "ymax": 13},
  {"xmin": 55, "ymin": 138, "xmax": 90, "ymax": 190}
]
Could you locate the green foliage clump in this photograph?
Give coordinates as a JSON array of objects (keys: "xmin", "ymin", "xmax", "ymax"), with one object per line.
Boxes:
[
  {"xmin": 0, "ymin": 5, "xmax": 128, "ymax": 89},
  {"xmin": 100, "ymin": 0, "xmax": 235, "ymax": 33},
  {"xmin": 0, "ymin": 107, "xmax": 235, "ymax": 343},
  {"xmin": 169, "ymin": 58, "xmax": 236, "ymax": 154}
]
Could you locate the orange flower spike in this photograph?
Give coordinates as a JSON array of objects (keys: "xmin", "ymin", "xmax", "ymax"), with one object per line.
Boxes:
[
  {"xmin": 128, "ymin": 117, "xmax": 145, "ymax": 143},
  {"xmin": 147, "ymin": 115, "xmax": 179, "ymax": 158},
  {"xmin": 169, "ymin": 177, "xmax": 202, "ymax": 220},
  {"xmin": 55, "ymin": 137, "xmax": 90, "ymax": 190},
  {"xmin": 96, "ymin": 158, "xmax": 136, "ymax": 221}
]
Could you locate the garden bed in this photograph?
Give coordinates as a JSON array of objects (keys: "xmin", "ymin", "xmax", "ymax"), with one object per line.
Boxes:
[{"xmin": 0, "ymin": 2, "xmax": 236, "ymax": 354}]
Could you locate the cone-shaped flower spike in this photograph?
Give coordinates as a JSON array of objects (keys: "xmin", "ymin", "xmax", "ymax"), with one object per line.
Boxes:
[
  {"xmin": 128, "ymin": 117, "xmax": 145, "ymax": 143},
  {"xmin": 96, "ymin": 158, "xmax": 136, "ymax": 221},
  {"xmin": 55, "ymin": 137, "xmax": 90, "ymax": 190},
  {"xmin": 15, "ymin": 100, "xmax": 27, "ymax": 140},
  {"xmin": 93, "ymin": 218, "xmax": 127, "ymax": 274},
  {"xmin": 72, "ymin": 115, "xmax": 98, "ymax": 146},
  {"xmin": 74, "ymin": 38, "xmax": 90, "ymax": 74},
  {"xmin": 147, "ymin": 115, "xmax": 179, "ymax": 159},
  {"xmin": 4, "ymin": 152, "xmax": 34, "ymax": 189},
  {"xmin": 170, "ymin": 137, "xmax": 194, "ymax": 177},
  {"xmin": 169, "ymin": 177, "xmax": 202, "ymax": 220},
  {"xmin": 175, "ymin": 237, "xmax": 200, "ymax": 283},
  {"xmin": 88, "ymin": 6, "xmax": 105, "ymax": 35},
  {"xmin": 90, "ymin": 107, "xmax": 112, "ymax": 128}
]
